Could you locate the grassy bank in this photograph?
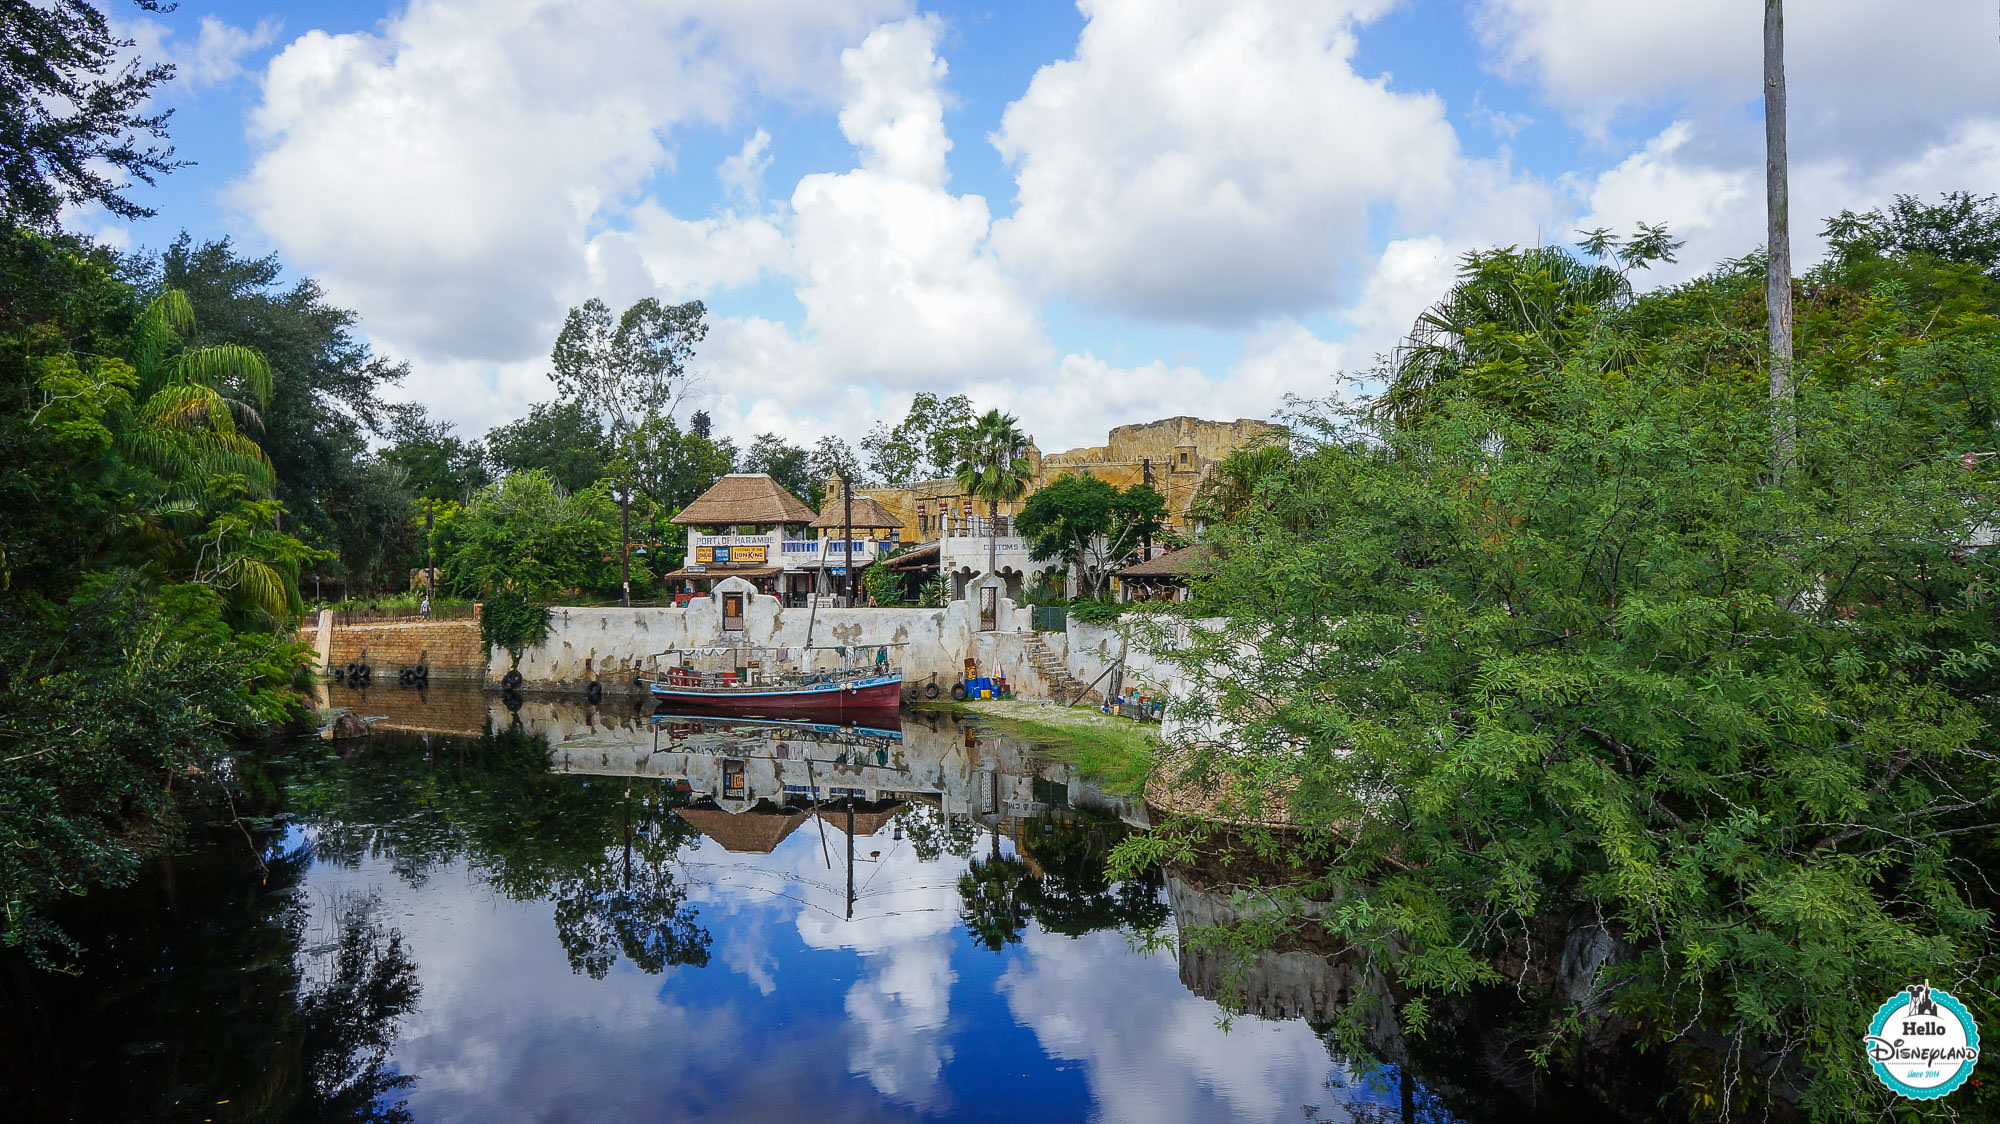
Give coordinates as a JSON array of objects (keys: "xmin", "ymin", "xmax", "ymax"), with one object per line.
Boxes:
[{"xmin": 946, "ymin": 698, "xmax": 1158, "ymax": 795}]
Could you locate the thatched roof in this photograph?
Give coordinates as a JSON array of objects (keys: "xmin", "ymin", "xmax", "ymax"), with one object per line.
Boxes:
[
  {"xmin": 1118, "ymin": 542, "xmax": 1214, "ymax": 580},
  {"xmin": 815, "ymin": 799, "xmax": 906, "ymax": 838},
  {"xmin": 810, "ymin": 494, "xmax": 904, "ymax": 530},
  {"xmin": 671, "ymin": 474, "xmax": 816, "ymax": 526},
  {"xmin": 676, "ymin": 801, "xmax": 810, "ymax": 853}
]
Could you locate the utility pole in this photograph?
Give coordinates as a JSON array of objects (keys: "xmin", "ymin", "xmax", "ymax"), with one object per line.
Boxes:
[
  {"xmin": 842, "ymin": 472, "xmax": 854, "ymax": 606},
  {"xmin": 620, "ymin": 487, "xmax": 632, "ymax": 607},
  {"xmin": 424, "ymin": 503, "xmax": 435, "ymax": 603},
  {"xmin": 1140, "ymin": 457, "xmax": 1154, "ymax": 560},
  {"xmin": 1765, "ymin": 0, "xmax": 1794, "ymax": 470}
]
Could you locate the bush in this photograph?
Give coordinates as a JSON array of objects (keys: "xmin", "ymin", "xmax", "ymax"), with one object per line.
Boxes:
[
  {"xmin": 1066, "ymin": 597, "xmax": 1126, "ymax": 625},
  {"xmin": 479, "ymin": 594, "xmax": 550, "ymax": 666}
]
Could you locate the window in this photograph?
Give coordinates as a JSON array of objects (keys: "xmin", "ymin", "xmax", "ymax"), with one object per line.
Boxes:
[{"xmin": 1178, "ymin": 451, "xmax": 1188, "ymax": 466}]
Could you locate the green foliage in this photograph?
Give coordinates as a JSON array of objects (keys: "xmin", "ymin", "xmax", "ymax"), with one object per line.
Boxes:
[
  {"xmin": 1016, "ymin": 472, "xmax": 1166, "ymax": 598},
  {"xmin": 1065, "ymin": 596, "xmax": 1127, "ymax": 625},
  {"xmin": 863, "ymin": 391, "xmax": 976, "ymax": 482},
  {"xmin": 380, "ymin": 401, "xmax": 489, "ymax": 503},
  {"xmin": 156, "ymin": 234, "xmax": 414, "ymax": 591},
  {"xmin": 861, "ymin": 560, "xmax": 902, "ymax": 605},
  {"xmin": 442, "ymin": 469, "xmax": 616, "ymax": 602},
  {"xmin": 741, "ymin": 431, "xmax": 819, "ymax": 506},
  {"xmin": 548, "ymin": 295, "xmax": 706, "ymax": 441},
  {"xmin": 480, "ymin": 593, "xmax": 550, "ymax": 666},
  {"xmin": 0, "ymin": 0, "xmax": 181, "ymax": 225},
  {"xmin": 0, "ymin": 574, "xmax": 311, "ymax": 962},
  {"xmin": 485, "ymin": 398, "xmax": 609, "ymax": 494},
  {"xmin": 1131, "ymin": 216, "xmax": 2000, "ymax": 1119},
  {"xmin": 1825, "ymin": 191, "xmax": 2000, "ymax": 279},
  {"xmin": 1187, "ymin": 440, "xmax": 1291, "ymax": 526}
]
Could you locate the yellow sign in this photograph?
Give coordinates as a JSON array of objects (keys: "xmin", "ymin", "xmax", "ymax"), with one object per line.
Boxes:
[
  {"xmin": 695, "ymin": 546, "xmax": 713, "ymax": 563},
  {"xmin": 732, "ymin": 545, "xmax": 767, "ymax": 563}
]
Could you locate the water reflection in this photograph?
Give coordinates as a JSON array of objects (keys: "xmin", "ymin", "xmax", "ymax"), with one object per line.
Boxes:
[{"xmin": 6, "ymin": 685, "xmax": 1454, "ymax": 1123}]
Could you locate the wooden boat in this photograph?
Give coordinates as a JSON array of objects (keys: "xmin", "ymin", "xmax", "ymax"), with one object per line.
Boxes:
[{"xmin": 642, "ymin": 645, "xmax": 903, "ymax": 717}]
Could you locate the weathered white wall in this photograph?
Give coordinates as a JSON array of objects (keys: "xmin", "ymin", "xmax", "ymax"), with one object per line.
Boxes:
[{"xmin": 501, "ymin": 585, "xmax": 1038, "ymax": 696}]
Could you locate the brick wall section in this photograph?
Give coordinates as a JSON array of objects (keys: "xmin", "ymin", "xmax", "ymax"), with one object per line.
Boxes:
[
  {"xmin": 321, "ymin": 680, "xmax": 492, "ymax": 736},
  {"xmin": 302, "ymin": 619, "xmax": 489, "ymax": 681}
]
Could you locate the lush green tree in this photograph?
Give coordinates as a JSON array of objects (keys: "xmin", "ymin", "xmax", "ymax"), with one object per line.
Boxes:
[
  {"xmin": 628, "ymin": 411, "xmax": 736, "ymax": 571},
  {"xmin": 485, "ymin": 398, "xmax": 609, "ymax": 494},
  {"xmin": 1371, "ymin": 232, "xmax": 1675, "ymax": 428},
  {"xmin": 1826, "ymin": 191, "xmax": 2000, "ymax": 280},
  {"xmin": 380, "ymin": 402, "xmax": 489, "ymax": 503},
  {"xmin": 155, "ymin": 234, "xmax": 413, "ymax": 589},
  {"xmin": 740, "ymin": 431, "xmax": 816, "ymax": 506},
  {"xmin": 863, "ymin": 391, "xmax": 975, "ymax": 482},
  {"xmin": 442, "ymin": 469, "xmax": 616, "ymax": 602},
  {"xmin": 1121, "ymin": 219, "xmax": 2000, "ymax": 1120},
  {"xmin": 548, "ymin": 295, "xmax": 706, "ymax": 442},
  {"xmin": 957, "ymin": 851, "xmax": 1033, "ymax": 952},
  {"xmin": 1187, "ymin": 440, "xmax": 1290, "ymax": 527},
  {"xmin": 954, "ymin": 408, "xmax": 1036, "ymax": 579},
  {"xmin": 0, "ymin": 0, "xmax": 181, "ymax": 225},
  {"xmin": 1015, "ymin": 473, "xmax": 1165, "ymax": 599}
]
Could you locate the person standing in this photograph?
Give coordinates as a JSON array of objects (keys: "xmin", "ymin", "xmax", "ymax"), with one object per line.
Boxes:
[{"xmin": 420, "ymin": 595, "xmax": 430, "ymax": 619}]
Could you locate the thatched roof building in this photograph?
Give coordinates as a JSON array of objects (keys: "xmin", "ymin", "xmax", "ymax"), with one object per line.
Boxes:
[
  {"xmin": 814, "ymin": 799, "xmax": 906, "ymax": 838},
  {"xmin": 1116, "ymin": 543, "xmax": 1214, "ymax": 602},
  {"xmin": 675, "ymin": 801, "xmax": 810, "ymax": 853},
  {"xmin": 671, "ymin": 474, "xmax": 816, "ymax": 527},
  {"xmin": 809, "ymin": 495, "xmax": 904, "ymax": 531}
]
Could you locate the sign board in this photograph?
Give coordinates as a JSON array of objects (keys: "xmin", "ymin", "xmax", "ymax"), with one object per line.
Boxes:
[{"xmin": 830, "ymin": 568, "xmax": 847, "ymax": 577}]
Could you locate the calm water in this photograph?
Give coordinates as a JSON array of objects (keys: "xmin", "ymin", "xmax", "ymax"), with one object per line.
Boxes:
[{"xmin": 3, "ymin": 686, "xmax": 1460, "ymax": 1123}]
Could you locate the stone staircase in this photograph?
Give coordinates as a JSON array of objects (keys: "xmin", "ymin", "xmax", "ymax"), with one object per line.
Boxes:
[{"xmin": 1023, "ymin": 632, "xmax": 1102, "ymax": 706}]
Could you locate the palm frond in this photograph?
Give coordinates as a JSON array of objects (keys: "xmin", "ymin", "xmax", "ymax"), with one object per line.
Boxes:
[{"xmin": 175, "ymin": 344, "xmax": 274, "ymax": 406}]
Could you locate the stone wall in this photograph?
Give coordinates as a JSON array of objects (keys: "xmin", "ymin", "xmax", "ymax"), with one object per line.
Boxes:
[
  {"xmin": 506, "ymin": 585, "xmax": 1038, "ymax": 695},
  {"xmin": 303, "ymin": 616, "xmax": 488, "ymax": 680}
]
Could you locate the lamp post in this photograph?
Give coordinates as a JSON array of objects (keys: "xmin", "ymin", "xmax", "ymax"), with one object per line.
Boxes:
[{"xmin": 620, "ymin": 487, "xmax": 631, "ymax": 608}]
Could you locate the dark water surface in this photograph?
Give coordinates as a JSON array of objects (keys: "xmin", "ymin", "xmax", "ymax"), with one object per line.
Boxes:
[{"xmin": 3, "ymin": 687, "xmax": 1460, "ymax": 1123}]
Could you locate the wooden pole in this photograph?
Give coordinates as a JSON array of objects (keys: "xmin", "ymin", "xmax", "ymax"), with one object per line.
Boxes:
[
  {"xmin": 843, "ymin": 473, "xmax": 854, "ymax": 606},
  {"xmin": 1765, "ymin": 0, "xmax": 1794, "ymax": 469}
]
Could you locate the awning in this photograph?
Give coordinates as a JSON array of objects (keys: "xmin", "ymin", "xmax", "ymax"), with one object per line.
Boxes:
[
  {"xmin": 883, "ymin": 541, "xmax": 941, "ymax": 572},
  {"xmin": 662, "ymin": 566, "xmax": 782, "ymax": 581}
]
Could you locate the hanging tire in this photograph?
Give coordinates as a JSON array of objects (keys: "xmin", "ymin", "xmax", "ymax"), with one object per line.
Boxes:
[
  {"xmin": 399, "ymin": 668, "xmax": 414, "ymax": 685},
  {"xmin": 413, "ymin": 664, "xmax": 428, "ymax": 682},
  {"xmin": 949, "ymin": 683, "xmax": 967, "ymax": 701},
  {"xmin": 501, "ymin": 668, "xmax": 523, "ymax": 692},
  {"xmin": 332, "ymin": 667, "xmax": 345, "ymax": 683},
  {"xmin": 585, "ymin": 680, "xmax": 603, "ymax": 703},
  {"xmin": 923, "ymin": 682, "xmax": 939, "ymax": 700}
]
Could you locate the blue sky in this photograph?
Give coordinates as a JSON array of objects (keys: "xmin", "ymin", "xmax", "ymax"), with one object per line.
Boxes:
[{"xmin": 88, "ymin": 0, "xmax": 2000, "ymax": 453}]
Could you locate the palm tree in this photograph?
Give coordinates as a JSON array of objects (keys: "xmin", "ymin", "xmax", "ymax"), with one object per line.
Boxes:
[
  {"xmin": 1373, "ymin": 245, "xmax": 1631, "ymax": 429},
  {"xmin": 118, "ymin": 289, "xmax": 300, "ymax": 621},
  {"xmin": 953, "ymin": 409, "xmax": 1036, "ymax": 582}
]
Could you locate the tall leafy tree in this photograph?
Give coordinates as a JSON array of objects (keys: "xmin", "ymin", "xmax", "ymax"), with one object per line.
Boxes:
[
  {"xmin": 740, "ymin": 431, "xmax": 815, "ymax": 507},
  {"xmin": 156, "ymin": 234, "xmax": 412, "ymax": 589},
  {"xmin": 953, "ymin": 408, "xmax": 1036, "ymax": 580},
  {"xmin": 548, "ymin": 296, "xmax": 707, "ymax": 443},
  {"xmin": 863, "ymin": 392, "xmax": 975, "ymax": 483},
  {"xmin": 380, "ymin": 402, "xmax": 489, "ymax": 503},
  {"xmin": 0, "ymin": 0, "xmax": 182, "ymax": 225},
  {"xmin": 1015, "ymin": 472, "xmax": 1165, "ymax": 599},
  {"xmin": 1122, "ymin": 220, "xmax": 2000, "ymax": 1120},
  {"xmin": 485, "ymin": 398, "xmax": 609, "ymax": 494},
  {"xmin": 441, "ymin": 469, "xmax": 615, "ymax": 602}
]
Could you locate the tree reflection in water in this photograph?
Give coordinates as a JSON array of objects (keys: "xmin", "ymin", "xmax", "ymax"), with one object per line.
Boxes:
[
  {"xmin": 295, "ymin": 725, "xmax": 710, "ymax": 979},
  {"xmin": 0, "ymin": 815, "xmax": 421, "ymax": 1123},
  {"xmin": 958, "ymin": 812, "xmax": 1167, "ymax": 951}
]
